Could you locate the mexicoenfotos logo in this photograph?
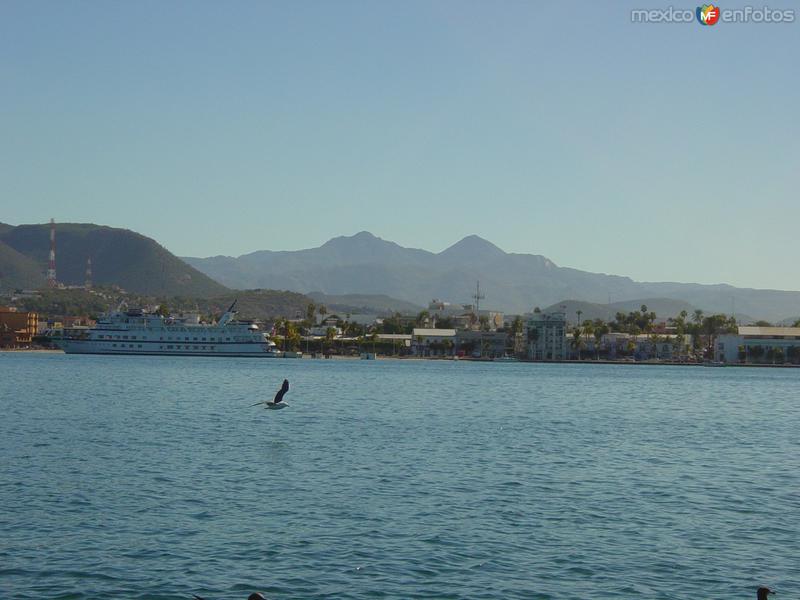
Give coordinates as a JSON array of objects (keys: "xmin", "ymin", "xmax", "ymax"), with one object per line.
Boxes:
[
  {"xmin": 631, "ymin": 5, "xmax": 795, "ymax": 24},
  {"xmin": 697, "ymin": 4, "xmax": 721, "ymax": 25}
]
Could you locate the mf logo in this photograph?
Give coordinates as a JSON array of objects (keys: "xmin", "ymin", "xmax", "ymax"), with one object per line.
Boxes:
[{"xmin": 697, "ymin": 4, "xmax": 721, "ymax": 25}]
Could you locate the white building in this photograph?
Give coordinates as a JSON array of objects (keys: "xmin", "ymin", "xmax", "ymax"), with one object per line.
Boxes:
[
  {"xmin": 527, "ymin": 310, "xmax": 567, "ymax": 360},
  {"xmin": 715, "ymin": 326, "xmax": 800, "ymax": 364},
  {"xmin": 601, "ymin": 333, "xmax": 693, "ymax": 360},
  {"xmin": 411, "ymin": 328, "xmax": 456, "ymax": 356}
]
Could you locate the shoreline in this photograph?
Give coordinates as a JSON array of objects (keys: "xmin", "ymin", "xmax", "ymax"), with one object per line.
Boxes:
[
  {"xmin": 0, "ymin": 348, "xmax": 63, "ymax": 353},
  {"xmin": 4, "ymin": 347, "xmax": 798, "ymax": 368}
]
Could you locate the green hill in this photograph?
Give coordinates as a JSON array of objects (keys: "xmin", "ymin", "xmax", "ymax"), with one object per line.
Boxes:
[
  {"xmin": 307, "ymin": 292, "xmax": 423, "ymax": 315},
  {"xmin": 0, "ymin": 223, "xmax": 228, "ymax": 297},
  {"xmin": 9, "ymin": 287, "xmax": 312, "ymax": 322},
  {"xmin": 0, "ymin": 239, "xmax": 46, "ymax": 290}
]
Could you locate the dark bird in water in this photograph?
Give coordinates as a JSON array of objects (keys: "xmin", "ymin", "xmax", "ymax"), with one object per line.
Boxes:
[
  {"xmin": 758, "ymin": 588, "xmax": 775, "ymax": 600},
  {"xmin": 268, "ymin": 379, "xmax": 289, "ymax": 406},
  {"xmin": 192, "ymin": 594, "xmax": 266, "ymax": 600}
]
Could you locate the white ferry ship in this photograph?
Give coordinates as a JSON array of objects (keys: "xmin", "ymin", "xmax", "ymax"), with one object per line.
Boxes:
[{"xmin": 58, "ymin": 302, "xmax": 281, "ymax": 357}]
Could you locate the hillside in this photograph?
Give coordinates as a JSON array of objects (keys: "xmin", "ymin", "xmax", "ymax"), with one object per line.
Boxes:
[
  {"xmin": 541, "ymin": 298, "xmax": 698, "ymax": 324},
  {"xmin": 196, "ymin": 289, "xmax": 313, "ymax": 322},
  {"xmin": 307, "ymin": 292, "xmax": 423, "ymax": 315},
  {"xmin": 1, "ymin": 223, "xmax": 228, "ymax": 298},
  {"xmin": 185, "ymin": 231, "xmax": 800, "ymax": 322},
  {"xmin": 9, "ymin": 287, "xmax": 312, "ymax": 322},
  {"xmin": 0, "ymin": 239, "xmax": 45, "ymax": 290}
]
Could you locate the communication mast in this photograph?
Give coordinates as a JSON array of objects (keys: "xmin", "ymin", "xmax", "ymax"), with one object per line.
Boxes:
[
  {"xmin": 85, "ymin": 257, "xmax": 93, "ymax": 289},
  {"xmin": 47, "ymin": 218, "xmax": 57, "ymax": 288},
  {"xmin": 472, "ymin": 280, "xmax": 485, "ymax": 314}
]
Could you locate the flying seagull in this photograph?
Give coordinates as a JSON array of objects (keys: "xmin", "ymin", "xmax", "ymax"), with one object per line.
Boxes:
[{"xmin": 267, "ymin": 379, "xmax": 289, "ymax": 407}]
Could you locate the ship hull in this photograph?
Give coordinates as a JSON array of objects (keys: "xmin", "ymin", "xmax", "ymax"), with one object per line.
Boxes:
[{"xmin": 59, "ymin": 339, "xmax": 281, "ymax": 357}]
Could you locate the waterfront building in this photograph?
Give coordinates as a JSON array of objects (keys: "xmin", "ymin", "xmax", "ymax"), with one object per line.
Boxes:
[
  {"xmin": 600, "ymin": 333, "xmax": 693, "ymax": 360},
  {"xmin": 429, "ymin": 299, "xmax": 473, "ymax": 316},
  {"xmin": 411, "ymin": 328, "xmax": 456, "ymax": 356},
  {"xmin": 428, "ymin": 299, "xmax": 502, "ymax": 331},
  {"xmin": 0, "ymin": 307, "xmax": 38, "ymax": 348},
  {"xmin": 309, "ymin": 314, "xmax": 344, "ymax": 337},
  {"xmin": 715, "ymin": 326, "xmax": 800, "ymax": 364},
  {"xmin": 376, "ymin": 333, "xmax": 412, "ymax": 346},
  {"xmin": 477, "ymin": 310, "xmax": 504, "ymax": 330},
  {"xmin": 376, "ymin": 333, "xmax": 412, "ymax": 355},
  {"xmin": 309, "ymin": 324, "xmax": 343, "ymax": 337},
  {"xmin": 527, "ymin": 310, "xmax": 567, "ymax": 360},
  {"xmin": 455, "ymin": 330, "xmax": 508, "ymax": 357}
]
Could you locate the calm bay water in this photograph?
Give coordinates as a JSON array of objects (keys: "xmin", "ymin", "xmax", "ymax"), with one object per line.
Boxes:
[{"xmin": 1, "ymin": 353, "xmax": 799, "ymax": 599}]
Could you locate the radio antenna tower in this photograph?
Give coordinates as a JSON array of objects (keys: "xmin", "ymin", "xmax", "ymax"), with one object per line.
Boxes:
[
  {"xmin": 85, "ymin": 257, "xmax": 93, "ymax": 289},
  {"xmin": 472, "ymin": 280, "xmax": 485, "ymax": 314},
  {"xmin": 47, "ymin": 218, "xmax": 57, "ymax": 288}
]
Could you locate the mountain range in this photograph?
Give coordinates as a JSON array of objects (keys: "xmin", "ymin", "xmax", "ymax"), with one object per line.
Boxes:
[
  {"xmin": 185, "ymin": 231, "xmax": 800, "ymax": 322},
  {"xmin": 3, "ymin": 223, "xmax": 798, "ymax": 322}
]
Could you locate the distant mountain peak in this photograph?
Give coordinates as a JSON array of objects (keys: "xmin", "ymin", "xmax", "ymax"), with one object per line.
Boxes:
[
  {"xmin": 439, "ymin": 235, "xmax": 506, "ymax": 259},
  {"xmin": 313, "ymin": 231, "xmax": 433, "ymax": 266},
  {"xmin": 182, "ymin": 231, "xmax": 800, "ymax": 321},
  {"xmin": 323, "ymin": 231, "xmax": 382, "ymax": 244}
]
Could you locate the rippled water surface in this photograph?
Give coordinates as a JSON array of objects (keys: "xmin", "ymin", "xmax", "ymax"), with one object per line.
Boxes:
[{"xmin": 2, "ymin": 353, "xmax": 799, "ymax": 599}]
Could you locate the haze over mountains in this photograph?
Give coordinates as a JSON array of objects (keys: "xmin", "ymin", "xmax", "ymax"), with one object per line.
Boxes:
[
  {"xmin": 185, "ymin": 231, "xmax": 800, "ymax": 322},
  {"xmin": 3, "ymin": 223, "xmax": 799, "ymax": 322}
]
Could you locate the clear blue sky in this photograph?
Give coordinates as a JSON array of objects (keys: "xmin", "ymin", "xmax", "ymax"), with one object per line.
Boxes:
[{"xmin": 1, "ymin": 1, "xmax": 797, "ymax": 290}]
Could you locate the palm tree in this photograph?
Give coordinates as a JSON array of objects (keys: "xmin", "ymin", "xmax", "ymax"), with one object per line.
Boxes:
[
  {"xmin": 649, "ymin": 332, "xmax": 661, "ymax": 359},
  {"xmin": 593, "ymin": 324, "xmax": 606, "ymax": 359},
  {"xmin": 370, "ymin": 331, "xmax": 379, "ymax": 355},
  {"xmin": 576, "ymin": 309, "xmax": 583, "ymax": 328},
  {"xmin": 438, "ymin": 339, "xmax": 450, "ymax": 357},
  {"xmin": 582, "ymin": 320, "xmax": 594, "ymax": 358},
  {"xmin": 272, "ymin": 318, "xmax": 285, "ymax": 351},
  {"xmin": 510, "ymin": 316, "xmax": 524, "ymax": 356},
  {"xmin": 571, "ymin": 329, "xmax": 583, "ymax": 360},
  {"xmin": 285, "ymin": 321, "xmax": 301, "ymax": 350},
  {"xmin": 306, "ymin": 302, "xmax": 316, "ymax": 324},
  {"xmin": 527, "ymin": 327, "xmax": 540, "ymax": 359},
  {"xmin": 324, "ymin": 327, "xmax": 336, "ymax": 354}
]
